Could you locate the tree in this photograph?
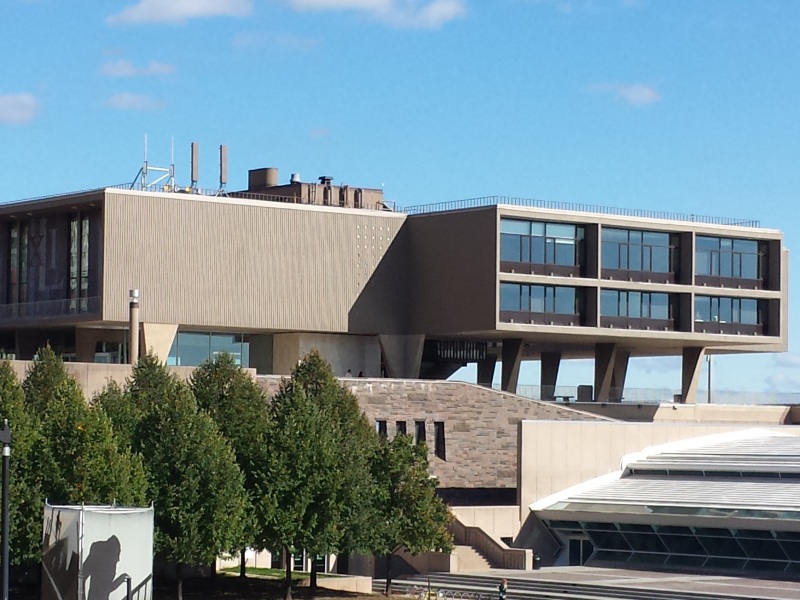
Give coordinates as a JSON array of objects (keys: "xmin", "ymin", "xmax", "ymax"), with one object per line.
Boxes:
[
  {"xmin": 371, "ymin": 434, "xmax": 453, "ymax": 595},
  {"xmin": 264, "ymin": 360, "xmax": 339, "ymax": 600},
  {"xmin": 289, "ymin": 351, "xmax": 380, "ymax": 589},
  {"xmin": 0, "ymin": 360, "xmax": 51, "ymax": 567},
  {"xmin": 191, "ymin": 354, "xmax": 274, "ymax": 577},
  {"xmin": 105, "ymin": 356, "xmax": 249, "ymax": 600},
  {"xmin": 23, "ymin": 346, "xmax": 147, "ymax": 506}
]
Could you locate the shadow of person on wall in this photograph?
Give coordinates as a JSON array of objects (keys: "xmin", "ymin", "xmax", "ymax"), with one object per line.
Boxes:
[{"xmin": 83, "ymin": 535, "xmax": 130, "ymax": 600}]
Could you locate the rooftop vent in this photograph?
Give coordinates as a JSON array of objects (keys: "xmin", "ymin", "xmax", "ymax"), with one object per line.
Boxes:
[{"xmin": 318, "ymin": 176, "xmax": 333, "ymax": 185}]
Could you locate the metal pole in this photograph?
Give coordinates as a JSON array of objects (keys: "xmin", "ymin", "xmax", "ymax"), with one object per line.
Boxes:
[
  {"xmin": 129, "ymin": 289, "xmax": 140, "ymax": 365},
  {"xmin": 707, "ymin": 355, "xmax": 712, "ymax": 404},
  {"xmin": 1, "ymin": 419, "xmax": 11, "ymax": 600},
  {"xmin": 125, "ymin": 575, "xmax": 132, "ymax": 600}
]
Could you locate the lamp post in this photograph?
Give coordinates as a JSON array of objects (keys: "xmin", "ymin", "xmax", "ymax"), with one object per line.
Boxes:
[
  {"xmin": 0, "ymin": 419, "xmax": 11, "ymax": 600},
  {"xmin": 129, "ymin": 289, "xmax": 140, "ymax": 365}
]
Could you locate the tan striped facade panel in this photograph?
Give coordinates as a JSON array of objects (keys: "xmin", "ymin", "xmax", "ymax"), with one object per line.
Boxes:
[{"xmin": 102, "ymin": 190, "xmax": 408, "ymax": 333}]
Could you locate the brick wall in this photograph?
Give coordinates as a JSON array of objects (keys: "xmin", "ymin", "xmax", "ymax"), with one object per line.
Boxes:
[{"xmin": 257, "ymin": 376, "xmax": 610, "ymax": 490}]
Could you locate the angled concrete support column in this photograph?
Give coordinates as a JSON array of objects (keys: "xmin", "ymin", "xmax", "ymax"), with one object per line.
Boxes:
[
  {"xmin": 609, "ymin": 349, "xmax": 630, "ymax": 402},
  {"xmin": 378, "ymin": 334, "xmax": 425, "ymax": 379},
  {"xmin": 477, "ymin": 355, "xmax": 497, "ymax": 388},
  {"xmin": 540, "ymin": 352, "xmax": 561, "ymax": 400},
  {"xmin": 681, "ymin": 347, "xmax": 706, "ymax": 404},
  {"xmin": 141, "ymin": 323, "xmax": 179, "ymax": 363},
  {"xmin": 501, "ymin": 338, "xmax": 524, "ymax": 394},
  {"xmin": 594, "ymin": 343, "xmax": 617, "ymax": 402}
]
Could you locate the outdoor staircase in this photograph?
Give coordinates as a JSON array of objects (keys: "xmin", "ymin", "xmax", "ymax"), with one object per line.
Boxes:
[{"xmin": 453, "ymin": 544, "xmax": 492, "ymax": 572}]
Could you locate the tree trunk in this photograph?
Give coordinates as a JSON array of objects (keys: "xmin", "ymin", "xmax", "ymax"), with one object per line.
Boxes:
[
  {"xmin": 177, "ymin": 564, "xmax": 183, "ymax": 600},
  {"xmin": 310, "ymin": 558, "xmax": 318, "ymax": 591},
  {"xmin": 240, "ymin": 548, "xmax": 247, "ymax": 578},
  {"xmin": 284, "ymin": 547, "xmax": 293, "ymax": 600},
  {"xmin": 384, "ymin": 553, "xmax": 393, "ymax": 596}
]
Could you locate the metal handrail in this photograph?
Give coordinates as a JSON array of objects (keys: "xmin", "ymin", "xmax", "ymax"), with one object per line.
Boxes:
[
  {"xmin": 0, "ymin": 296, "xmax": 101, "ymax": 320},
  {"xmin": 402, "ymin": 195, "xmax": 761, "ymax": 228}
]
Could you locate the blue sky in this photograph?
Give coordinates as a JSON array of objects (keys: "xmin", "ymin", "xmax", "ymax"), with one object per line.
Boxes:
[{"xmin": 2, "ymin": 0, "xmax": 800, "ymax": 395}]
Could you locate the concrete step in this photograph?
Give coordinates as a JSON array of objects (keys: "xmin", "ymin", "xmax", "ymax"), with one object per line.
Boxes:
[{"xmin": 454, "ymin": 545, "xmax": 492, "ymax": 572}]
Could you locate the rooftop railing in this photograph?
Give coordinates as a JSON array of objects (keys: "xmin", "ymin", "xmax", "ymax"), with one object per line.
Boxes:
[{"xmin": 403, "ymin": 195, "xmax": 762, "ymax": 228}]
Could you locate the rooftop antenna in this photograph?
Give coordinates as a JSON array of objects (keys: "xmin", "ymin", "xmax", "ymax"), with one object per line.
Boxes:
[
  {"xmin": 218, "ymin": 144, "xmax": 228, "ymax": 195},
  {"xmin": 130, "ymin": 135, "xmax": 175, "ymax": 191},
  {"xmin": 190, "ymin": 142, "xmax": 200, "ymax": 192}
]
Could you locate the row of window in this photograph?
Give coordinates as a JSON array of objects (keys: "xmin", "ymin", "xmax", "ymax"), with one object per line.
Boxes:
[
  {"xmin": 375, "ymin": 420, "xmax": 446, "ymax": 460},
  {"xmin": 499, "ymin": 283, "xmax": 765, "ymax": 329},
  {"xmin": 500, "ymin": 218, "xmax": 769, "ymax": 283}
]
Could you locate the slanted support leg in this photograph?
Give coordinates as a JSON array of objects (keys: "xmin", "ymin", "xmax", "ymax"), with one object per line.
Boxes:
[
  {"xmin": 501, "ymin": 339, "xmax": 524, "ymax": 394},
  {"xmin": 477, "ymin": 355, "xmax": 497, "ymax": 388},
  {"xmin": 540, "ymin": 352, "xmax": 561, "ymax": 400},
  {"xmin": 681, "ymin": 347, "xmax": 705, "ymax": 404}
]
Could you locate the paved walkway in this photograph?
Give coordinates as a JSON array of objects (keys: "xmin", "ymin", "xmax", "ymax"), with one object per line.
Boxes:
[{"xmin": 485, "ymin": 566, "xmax": 800, "ymax": 600}]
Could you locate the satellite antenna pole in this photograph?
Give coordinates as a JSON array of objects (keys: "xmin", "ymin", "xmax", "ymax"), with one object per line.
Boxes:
[{"xmin": 170, "ymin": 137, "xmax": 175, "ymax": 191}]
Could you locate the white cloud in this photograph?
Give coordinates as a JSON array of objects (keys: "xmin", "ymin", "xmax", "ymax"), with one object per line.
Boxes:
[
  {"xmin": 773, "ymin": 353, "xmax": 800, "ymax": 368},
  {"xmin": 288, "ymin": 0, "xmax": 467, "ymax": 29},
  {"xmin": 108, "ymin": 0, "xmax": 252, "ymax": 25},
  {"xmin": 586, "ymin": 82, "xmax": 661, "ymax": 107},
  {"xmin": 101, "ymin": 59, "xmax": 175, "ymax": 77},
  {"xmin": 0, "ymin": 93, "xmax": 40, "ymax": 125},
  {"xmin": 528, "ymin": 0, "xmax": 643, "ymax": 13},
  {"xmin": 232, "ymin": 31, "xmax": 318, "ymax": 51},
  {"xmin": 105, "ymin": 93, "xmax": 163, "ymax": 110}
]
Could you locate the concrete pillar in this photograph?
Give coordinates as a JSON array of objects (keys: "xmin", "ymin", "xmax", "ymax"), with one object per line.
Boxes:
[
  {"xmin": 477, "ymin": 355, "xmax": 497, "ymax": 388},
  {"xmin": 609, "ymin": 349, "xmax": 630, "ymax": 402},
  {"xmin": 501, "ymin": 338, "xmax": 524, "ymax": 394},
  {"xmin": 540, "ymin": 352, "xmax": 561, "ymax": 400},
  {"xmin": 75, "ymin": 328, "xmax": 99, "ymax": 363},
  {"xmin": 594, "ymin": 343, "xmax": 617, "ymax": 402},
  {"xmin": 141, "ymin": 323, "xmax": 178, "ymax": 363},
  {"xmin": 379, "ymin": 334, "xmax": 425, "ymax": 378},
  {"xmin": 681, "ymin": 346, "xmax": 705, "ymax": 404}
]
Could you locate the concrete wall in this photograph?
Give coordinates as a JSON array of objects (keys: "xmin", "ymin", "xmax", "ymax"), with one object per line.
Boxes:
[
  {"xmin": 102, "ymin": 190, "xmax": 408, "ymax": 334},
  {"xmin": 8, "ymin": 360, "xmax": 255, "ymax": 400},
  {"xmin": 573, "ymin": 402, "xmax": 793, "ymax": 425},
  {"xmin": 517, "ymin": 420, "xmax": 800, "ymax": 522},
  {"xmin": 451, "ymin": 506, "xmax": 521, "ymax": 540},
  {"xmin": 272, "ymin": 333, "xmax": 381, "ymax": 377}
]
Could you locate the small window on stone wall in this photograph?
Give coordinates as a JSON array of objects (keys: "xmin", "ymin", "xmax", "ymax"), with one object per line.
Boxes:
[
  {"xmin": 396, "ymin": 421, "xmax": 407, "ymax": 436},
  {"xmin": 434, "ymin": 421, "xmax": 446, "ymax": 460},
  {"xmin": 415, "ymin": 420, "xmax": 426, "ymax": 445},
  {"xmin": 376, "ymin": 420, "xmax": 387, "ymax": 437}
]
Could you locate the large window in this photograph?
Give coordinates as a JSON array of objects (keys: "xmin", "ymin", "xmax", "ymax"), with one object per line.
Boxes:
[
  {"xmin": 166, "ymin": 332, "xmax": 250, "ymax": 367},
  {"xmin": 69, "ymin": 213, "xmax": 90, "ymax": 312},
  {"xmin": 500, "ymin": 283, "xmax": 578, "ymax": 314},
  {"xmin": 694, "ymin": 296, "xmax": 760, "ymax": 325},
  {"xmin": 500, "ymin": 282, "xmax": 582, "ymax": 325},
  {"xmin": 696, "ymin": 236, "xmax": 763, "ymax": 281},
  {"xmin": 602, "ymin": 228, "xmax": 673, "ymax": 274},
  {"xmin": 601, "ymin": 290, "xmax": 670, "ymax": 320},
  {"xmin": 500, "ymin": 219, "xmax": 584, "ymax": 268}
]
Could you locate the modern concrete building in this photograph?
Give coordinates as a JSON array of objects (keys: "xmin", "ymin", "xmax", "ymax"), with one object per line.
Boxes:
[
  {"xmin": 0, "ymin": 165, "xmax": 788, "ymax": 403},
  {"xmin": 529, "ymin": 428, "xmax": 800, "ymax": 576}
]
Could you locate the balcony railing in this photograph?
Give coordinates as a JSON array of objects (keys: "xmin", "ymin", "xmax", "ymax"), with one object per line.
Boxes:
[
  {"xmin": 403, "ymin": 195, "xmax": 761, "ymax": 227},
  {"xmin": 0, "ymin": 296, "xmax": 101, "ymax": 320}
]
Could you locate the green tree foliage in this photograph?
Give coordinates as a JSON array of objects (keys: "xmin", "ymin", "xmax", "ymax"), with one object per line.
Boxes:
[
  {"xmin": 371, "ymin": 434, "xmax": 454, "ymax": 594},
  {"xmin": 100, "ymin": 356, "xmax": 249, "ymax": 600},
  {"xmin": 289, "ymin": 351, "xmax": 380, "ymax": 588},
  {"xmin": 191, "ymin": 354, "xmax": 274, "ymax": 575},
  {"xmin": 0, "ymin": 360, "xmax": 51, "ymax": 565},
  {"xmin": 24, "ymin": 346, "xmax": 147, "ymax": 506}
]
